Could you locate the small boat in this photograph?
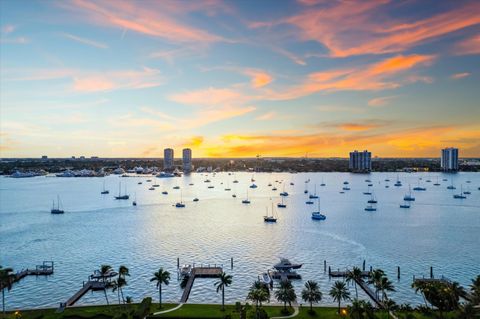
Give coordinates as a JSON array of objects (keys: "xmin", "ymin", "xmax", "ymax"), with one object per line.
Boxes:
[
  {"xmin": 208, "ymin": 185, "xmax": 214, "ymax": 189},
  {"xmin": 115, "ymin": 183, "xmax": 129, "ymax": 200},
  {"xmin": 272, "ymin": 187, "xmax": 278, "ymax": 191},
  {"xmin": 153, "ymin": 184, "xmax": 160, "ymax": 187},
  {"xmin": 311, "ymin": 198, "xmax": 326, "ymax": 220},
  {"xmin": 466, "ymin": 180, "xmax": 471, "ymax": 183},
  {"xmin": 232, "ymin": 194, "xmax": 237, "ymax": 198},
  {"xmin": 225, "ymin": 188, "xmax": 231, "ymax": 191},
  {"xmin": 51, "ymin": 195, "xmax": 64, "ymax": 214},
  {"xmin": 149, "ymin": 187, "xmax": 155, "ymax": 190},
  {"xmin": 343, "ymin": 181, "xmax": 349, "ymax": 185},
  {"xmin": 443, "ymin": 178, "xmax": 448, "ymax": 182},
  {"xmin": 138, "ymin": 182, "xmax": 142, "ymax": 185},
  {"xmin": 189, "ymin": 183, "xmax": 194, "ymax": 186},
  {"xmin": 132, "ymin": 201, "xmax": 137, "ymax": 206},
  {"xmin": 365, "ymin": 179, "xmax": 371, "ymax": 183},
  {"xmin": 363, "ymin": 186, "xmax": 372, "ymax": 195},
  {"xmin": 394, "ymin": 175, "xmax": 402, "ymax": 187},
  {"xmin": 193, "ymin": 198, "xmax": 199, "ymax": 202},
  {"xmin": 268, "ymin": 183, "xmax": 272, "ymax": 187},
  {"xmin": 101, "ymin": 181, "xmax": 109, "ymax": 194},
  {"xmin": 146, "ymin": 179, "xmax": 152, "ymax": 182},
  {"xmin": 426, "ymin": 179, "xmax": 431, "ymax": 183},
  {"xmin": 273, "ymin": 258, "xmax": 302, "ymax": 270},
  {"xmin": 404, "ymin": 185, "xmax": 415, "ymax": 201},
  {"xmin": 263, "ymin": 204, "xmax": 277, "ymax": 223},
  {"xmin": 179, "ymin": 264, "xmax": 192, "ymax": 277},
  {"xmin": 385, "ymin": 185, "xmax": 389, "ymax": 188},
  {"xmin": 277, "ymin": 196, "xmax": 286, "ymax": 208},
  {"xmin": 290, "ymin": 182, "xmax": 294, "ymax": 186},
  {"xmin": 342, "ymin": 187, "xmax": 350, "ymax": 191},
  {"xmin": 157, "ymin": 172, "xmax": 175, "ymax": 178},
  {"xmin": 173, "ymin": 186, "xmax": 180, "ymax": 189},
  {"xmin": 399, "ymin": 201, "xmax": 410, "ymax": 208},
  {"xmin": 233, "ymin": 180, "xmax": 239, "ymax": 183},
  {"xmin": 453, "ymin": 185, "xmax": 467, "ymax": 199},
  {"xmin": 364, "ymin": 205, "xmax": 376, "ymax": 212},
  {"xmin": 447, "ymin": 180, "xmax": 456, "ymax": 190},
  {"xmin": 367, "ymin": 193, "xmax": 377, "ymax": 204},
  {"xmin": 305, "ymin": 200, "xmax": 314, "ymax": 204},
  {"xmin": 260, "ymin": 272, "xmax": 271, "ymax": 285},
  {"xmin": 280, "ymin": 191, "xmax": 289, "ymax": 196},
  {"xmin": 204, "ymin": 179, "xmax": 211, "ymax": 183},
  {"xmin": 320, "ymin": 178, "xmax": 326, "ymax": 186},
  {"xmin": 433, "ymin": 177, "xmax": 440, "ymax": 186},
  {"xmin": 250, "ymin": 184, "xmax": 258, "ymax": 189},
  {"xmin": 242, "ymin": 189, "xmax": 250, "ymax": 204},
  {"xmin": 309, "ymin": 185, "xmax": 318, "ymax": 198},
  {"xmin": 367, "ymin": 184, "xmax": 373, "ymax": 187},
  {"xmin": 176, "ymin": 191, "xmax": 186, "ymax": 207},
  {"xmin": 162, "ymin": 191, "xmax": 168, "ymax": 195},
  {"xmin": 339, "ymin": 191, "xmax": 345, "ymax": 194},
  {"xmin": 385, "ymin": 179, "xmax": 390, "ymax": 182}
]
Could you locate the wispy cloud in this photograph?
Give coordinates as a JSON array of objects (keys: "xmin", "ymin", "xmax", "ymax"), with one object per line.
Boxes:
[
  {"xmin": 284, "ymin": 1, "xmax": 480, "ymax": 57},
  {"xmin": 243, "ymin": 69, "xmax": 273, "ymax": 88},
  {"xmin": 61, "ymin": 32, "xmax": 108, "ymax": 49},
  {"xmin": 455, "ymin": 35, "xmax": 480, "ymax": 55},
  {"xmin": 1, "ymin": 24, "xmax": 15, "ymax": 34},
  {"xmin": 368, "ymin": 96, "xmax": 398, "ymax": 107},
  {"xmin": 255, "ymin": 111, "xmax": 276, "ymax": 121},
  {"xmin": 451, "ymin": 72, "xmax": 471, "ymax": 80}
]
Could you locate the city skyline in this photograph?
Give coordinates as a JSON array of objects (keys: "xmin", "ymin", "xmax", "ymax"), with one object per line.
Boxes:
[{"xmin": 1, "ymin": 0, "xmax": 480, "ymax": 158}]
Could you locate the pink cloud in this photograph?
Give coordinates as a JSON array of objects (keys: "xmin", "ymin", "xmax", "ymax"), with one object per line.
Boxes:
[
  {"xmin": 243, "ymin": 69, "xmax": 273, "ymax": 88},
  {"xmin": 285, "ymin": 1, "xmax": 480, "ymax": 57},
  {"xmin": 455, "ymin": 35, "xmax": 480, "ymax": 55},
  {"xmin": 61, "ymin": 33, "xmax": 108, "ymax": 49},
  {"xmin": 451, "ymin": 72, "xmax": 471, "ymax": 80}
]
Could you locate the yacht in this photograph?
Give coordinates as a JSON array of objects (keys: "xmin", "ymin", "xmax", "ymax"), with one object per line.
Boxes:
[
  {"xmin": 162, "ymin": 191, "xmax": 168, "ymax": 195},
  {"xmin": 433, "ymin": 177, "xmax": 440, "ymax": 186},
  {"xmin": 311, "ymin": 198, "xmax": 326, "ymax": 220},
  {"xmin": 277, "ymin": 196, "xmax": 287, "ymax": 208},
  {"xmin": 175, "ymin": 191, "xmax": 185, "ymax": 207},
  {"xmin": 114, "ymin": 183, "xmax": 129, "ymax": 200},
  {"xmin": 263, "ymin": 204, "xmax": 278, "ymax": 223},
  {"xmin": 273, "ymin": 258, "xmax": 302, "ymax": 270},
  {"xmin": 101, "ymin": 181, "xmax": 109, "ymax": 194},
  {"xmin": 51, "ymin": 195, "xmax": 64, "ymax": 214},
  {"xmin": 413, "ymin": 180, "xmax": 426, "ymax": 191},
  {"xmin": 250, "ymin": 183, "xmax": 258, "ymax": 189},
  {"xmin": 404, "ymin": 185, "xmax": 415, "ymax": 201},
  {"xmin": 193, "ymin": 198, "xmax": 199, "ymax": 202}
]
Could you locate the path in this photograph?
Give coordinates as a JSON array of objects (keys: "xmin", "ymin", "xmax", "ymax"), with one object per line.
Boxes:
[
  {"xmin": 151, "ymin": 303, "xmax": 184, "ymax": 316},
  {"xmin": 270, "ymin": 306, "xmax": 299, "ymax": 319}
]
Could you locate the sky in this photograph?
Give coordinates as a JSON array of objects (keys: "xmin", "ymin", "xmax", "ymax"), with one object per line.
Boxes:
[{"xmin": 0, "ymin": 0, "xmax": 479, "ymax": 158}]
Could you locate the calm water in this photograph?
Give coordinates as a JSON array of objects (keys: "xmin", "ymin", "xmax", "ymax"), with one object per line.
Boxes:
[{"xmin": 1, "ymin": 172, "xmax": 479, "ymax": 310}]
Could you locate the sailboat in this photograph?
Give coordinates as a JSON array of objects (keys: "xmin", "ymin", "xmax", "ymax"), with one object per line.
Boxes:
[
  {"xmin": 101, "ymin": 181, "xmax": 109, "ymax": 194},
  {"xmin": 394, "ymin": 174, "xmax": 402, "ymax": 187},
  {"xmin": 403, "ymin": 185, "xmax": 415, "ymax": 201},
  {"xmin": 277, "ymin": 196, "xmax": 287, "ymax": 208},
  {"xmin": 242, "ymin": 189, "xmax": 251, "ymax": 204},
  {"xmin": 311, "ymin": 197, "xmax": 326, "ymax": 220},
  {"xmin": 364, "ymin": 204, "xmax": 376, "ymax": 212},
  {"xmin": 263, "ymin": 203, "xmax": 277, "ymax": 223},
  {"xmin": 304, "ymin": 183, "xmax": 308, "ymax": 194},
  {"xmin": 279, "ymin": 184, "xmax": 288, "ymax": 196},
  {"xmin": 433, "ymin": 177, "xmax": 440, "ymax": 186},
  {"xmin": 413, "ymin": 179, "xmax": 426, "ymax": 191},
  {"xmin": 399, "ymin": 200, "xmax": 410, "ymax": 208},
  {"xmin": 115, "ymin": 183, "xmax": 129, "ymax": 200},
  {"xmin": 453, "ymin": 185, "xmax": 467, "ymax": 199},
  {"xmin": 367, "ymin": 192, "xmax": 377, "ymax": 204},
  {"xmin": 175, "ymin": 190, "xmax": 186, "ymax": 207},
  {"xmin": 363, "ymin": 185, "xmax": 372, "ymax": 195},
  {"xmin": 447, "ymin": 179, "xmax": 456, "ymax": 190},
  {"xmin": 320, "ymin": 177, "xmax": 326, "ymax": 186},
  {"xmin": 132, "ymin": 193, "xmax": 137, "ymax": 206},
  {"xmin": 51, "ymin": 195, "xmax": 64, "ymax": 214},
  {"xmin": 309, "ymin": 185, "xmax": 319, "ymax": 199}
]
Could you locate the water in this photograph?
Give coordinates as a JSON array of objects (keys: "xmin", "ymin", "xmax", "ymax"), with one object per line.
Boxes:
[{"xmin": 1, "ymin": 172, "xmax": 479, "ymax": 310}]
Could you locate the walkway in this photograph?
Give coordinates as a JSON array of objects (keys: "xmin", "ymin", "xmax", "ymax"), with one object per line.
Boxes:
[
  {"xmin": 270, "ymin": 306, "xmax": 299, "ymax": 319},
  {"xmin": 152, "ymin": 303, "xmax": 184, "ymax": 316},
  {"xmin": 180, "ymin": 267, "xmax": 223, "ymax": 303}
]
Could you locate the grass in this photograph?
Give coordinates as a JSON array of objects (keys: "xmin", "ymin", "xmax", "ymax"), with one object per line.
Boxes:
[{"xmin": 0, "ymin": 303, "xmax": 465, "ymax": 319}]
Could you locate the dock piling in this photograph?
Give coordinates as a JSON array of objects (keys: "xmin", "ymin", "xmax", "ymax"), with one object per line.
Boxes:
[
  {"xmin": 430, "ymin": 266, "xmax": 433, "ymax": 279},
  {"xmin": 397, "ymin": 266, "xmax": 400, "ymax": 279},
  {"xmin": 324, "ymin": 260, "xmax": 326, "ymax": 272},
  {"xmin": 363, "ymin": 260, "xmax": 366, "ymax": 271}
]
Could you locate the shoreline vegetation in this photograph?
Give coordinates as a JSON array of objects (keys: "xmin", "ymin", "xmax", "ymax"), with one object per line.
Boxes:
[
  {"xmin": 1, "ymin": 157, "xmax": 479, "ymax": 176},
  {"xmin": 2, "ymin": 265, "xmax": 479, "ymax": 319}
]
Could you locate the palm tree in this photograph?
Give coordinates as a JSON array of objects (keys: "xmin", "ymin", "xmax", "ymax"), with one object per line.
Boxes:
[
  {"xmin": 470, "ymin": 275, "xmax": 480, "ymax": 305},
  {"xmin": 125, "ymin": 296, "xmax": 133, "ymax": 304},
  {"xmin": 411, "ymin": 281, "xmax": 429, "ymax": 307},
  {"xmin": 383, "ymin": 298, "xmax": 398, "ymax": 319},
  {"xmin": 368, "ymin": 269, "xmax": 385, "ymax": 299},
  {"xmin": 329, "ymin": 280, "xmax": 350, "ymax": 314},
  {"xmin": 112, "ymin": 277, "xmax": 127, "ymax": 305},
  {"xmin": 449, "ymin": 281, "xmax": 467, "ymax": 309},
  {"xmin": 346, "ymin": 267, "xmax": 363, "ymax": 299},
  {"xmin": 0, "ymin": 266, "xmax": 16, "ymax": 315},
  {"xmin": 301, "ymin": 280, "xmax": 322, "ymax": 312},
  {"xmin": 99, "ymin": 264, "xmax": 112, "ymax": 305},
  {"xmin": 274, "ymin": 280, "xmax": 296, "ymax": 312},
  {"xmin": 117, "ymin": 265, "xmax": 130, "ymax": 303},
  {"xmin": 214, "ymin": 272, "xmax": 232, "ymax": 311},
  {"xmin": 247, "ymin": 281, "xmax": 270, "ymax": 307},
  {"xmin": 348, "ymin": 299, "xmax": 364, "ymax": 319},
  {"xmin": 150, "ymin": 268, "xmax": 170, "ymax": 308},
  {"xmin": 379, "ymin": 277, "xmax": 395, "ymax": 301}
]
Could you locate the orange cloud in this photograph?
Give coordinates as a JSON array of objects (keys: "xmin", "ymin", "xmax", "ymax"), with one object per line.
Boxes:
[
  {"xmin": 285, "ymin": 1, "xmax": 480, "ymax": 57},
  {"xmin": 261, "ymin": 54, "xmax": 435, "ymax": 100},
  {"xmin": 336, "ymin": 123, "xmax": 382, "ymax": 132},
  {"xmin": 455, "ymin": 35, "xmax": 480, "ymax": 55},
  {"xmin": 451, "ymin": 72, "xmax": 471, "ymax": 80},
  {"xmin": 170, "ymin": 87, "xmax": 245, "ymax": 106},
  {"xmin": 243, "ymin": 69, "xmax": 273, "ymax": 88},
  {"xmin": 64, "ymin": 0, "xmax": 224, "ymax": 44},
  {"xmin": 368, "ymin": 96, "xmax": 397, "ymax": 107}
]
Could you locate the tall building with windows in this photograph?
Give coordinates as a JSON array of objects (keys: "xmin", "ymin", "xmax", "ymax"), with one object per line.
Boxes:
[
  {"xmin": 441, "ymin": 147, "xmax": 459, "ymax": 172},
  {"xmin": 182, "ymin": 148, "xmax": 192, "ymax": 173},
  {"xmin": 349, "ymin": 150, "xmax": 372, "ymax": 172},
  {"xmin": 163, "ymin": 148, "xmax": 174, "ymax": 171}
]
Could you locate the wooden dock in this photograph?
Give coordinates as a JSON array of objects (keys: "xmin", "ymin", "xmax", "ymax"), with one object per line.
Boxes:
[
  {"xmin": 65, "ymin": 281, "xmax": 106, "ymax": 306},
  {"xmin": 180, "ymin": 266, "xmax": 223, "ymax": 303},
  {"xmin": 0, "ymin": 261, "xmax": 54, "ymax": 290},
  {"xmin": 328, "ymin": 268, "xmax": 384, "ymax": 308}
]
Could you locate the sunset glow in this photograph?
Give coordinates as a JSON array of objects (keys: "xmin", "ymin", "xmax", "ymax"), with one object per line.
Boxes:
[{"xmin": 1, "ymin": 0, "xmax": 479, "ymax": 158}]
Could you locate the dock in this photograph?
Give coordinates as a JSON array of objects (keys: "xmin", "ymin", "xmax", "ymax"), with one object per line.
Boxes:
[
  {"xmin": 270, "ymin": 271, "xmax": 301, "ymax": 281},
  {"xmin": 328, "ymin": 268, "xmax": 384, "ymax": 308},
  {"xmin": 180, "ymin": 266, "xmax": 223, "ymax": 303},
  {"xmin": 0, "ymin": 261, "xmax": 54, "ymax": 290},
  {"xmin": 65, "ymin": 281, "xmax": 106, "ymax": 306}
]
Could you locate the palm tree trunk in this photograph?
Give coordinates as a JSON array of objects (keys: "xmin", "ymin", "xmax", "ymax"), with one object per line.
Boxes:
[
  {"xmin": 310, "ymin": 301, "xmax": 312, "ymax": 311},
  {"xmin": 284, "ymin": 300, "xmax": 286, "ymax": 311},
  {"xmin": 355, "ymin": 283, "xmax": 358, "ymax": 299},
  {"xmin": 221, "ymin": 287, "xmax": 225, "ymax": 311},
  {"xmin": 338, "ymin": 300, "xmax": 340, "ymax": 314},
  {"xmin": 159, "ymin": 285, "xmax": 162, "ymax": 308},
  {"xmin": 2, "ymin": 288, "xmax": 5, "ymax": 315},
  {"xmin": 117, "ymin": 288, "xmax": 121, "ymax": 305},
  {"xmin": 104, "ymin": 288, "xmax": 109, "ymax": 305}
]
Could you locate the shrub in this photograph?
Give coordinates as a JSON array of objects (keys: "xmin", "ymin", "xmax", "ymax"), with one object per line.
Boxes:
[{"xmin": 133, "ymin": 297, "xmax": 152, "ymax": 319}]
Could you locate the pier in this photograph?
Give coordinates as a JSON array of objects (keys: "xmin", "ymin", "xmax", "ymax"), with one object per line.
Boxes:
[
  {"xmin": 180, "ymin": 266, "xmax": 223, "ymax": 303},
  {"xmin": 1, "ymin": 261, "xmax": 54, "ymax": 290},
  {"xmin": 328, "ymin": 268, "xmax": 384, "ymax": 308},
  {"xmin": 65, "ymin": 281, "xmax": 106, "ymax": 306}
]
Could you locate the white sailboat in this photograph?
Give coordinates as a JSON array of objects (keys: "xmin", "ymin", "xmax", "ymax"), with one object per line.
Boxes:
[{"xmin": 51, "ymin": 195, "xmax": 64, "ymax": 214}]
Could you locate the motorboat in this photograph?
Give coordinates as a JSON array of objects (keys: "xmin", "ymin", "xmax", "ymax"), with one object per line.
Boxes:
[
  {"xmin": 157, "ymin": 172, "xmax": 175, "ymax": 178},
  {"xmin": 260, "ymin": 272, "xmax": 272, "ymax": 285},
  {"xmin": 277, "ymin": 196, "xmax": 287, "ymax": 208},
  {"xmin": 179, "ymin": 264, "xmax": 192, "ymax": 277},
  {"xmin": 175, "ymin": 202, "xmax": 186, "ymax": 208},
  {"xmin": 250, "ymin": 184, "xmax": 258, "ymax": 189},
  {"xmin": 193, "ymin": 198, "xmax": 199, "ymax": 202},
  {"xmin": 173, "ymin": 186, "xmax": 180, "ymax": 189},
  {"xmin": 162, "ymin": 191, "xmax": 168, "ymax": 195},
  {"xmin": 273, "ymin": 258, "xmax": 302, "ymax": 270},
  {"xmin": 311, "ymin": 212, "xmax": 326, "ymax": 220}
]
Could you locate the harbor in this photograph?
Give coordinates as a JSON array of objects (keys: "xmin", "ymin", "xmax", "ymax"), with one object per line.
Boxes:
[{"xmin": 1, "ymin": 171, "xmax": 479, "ymax": 309}]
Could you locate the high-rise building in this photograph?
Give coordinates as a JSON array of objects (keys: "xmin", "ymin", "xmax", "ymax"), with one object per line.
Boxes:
[
  {"xmin": 349, "ymin": 150, "xmax": 372, "ymax": 172},
  {"xmin": 182, "ymin": 148, "xmax": 192, "ymax": 173},
  {"xmin": 163, "ymin": 148, "xmax": 174, "ymax": 171},
  {"xmin": 441, "ymin": 147, "xmax": 459, "ymax": 172}
]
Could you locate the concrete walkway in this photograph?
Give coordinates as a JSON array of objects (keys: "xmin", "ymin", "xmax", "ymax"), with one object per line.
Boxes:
[
  {"xmin": 270, "ymin": 306, "xmax": 299, "ymax": 319},
  {"xmin": 151, "ymin": 303, "xmax": 184, "ymax": 316}
]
